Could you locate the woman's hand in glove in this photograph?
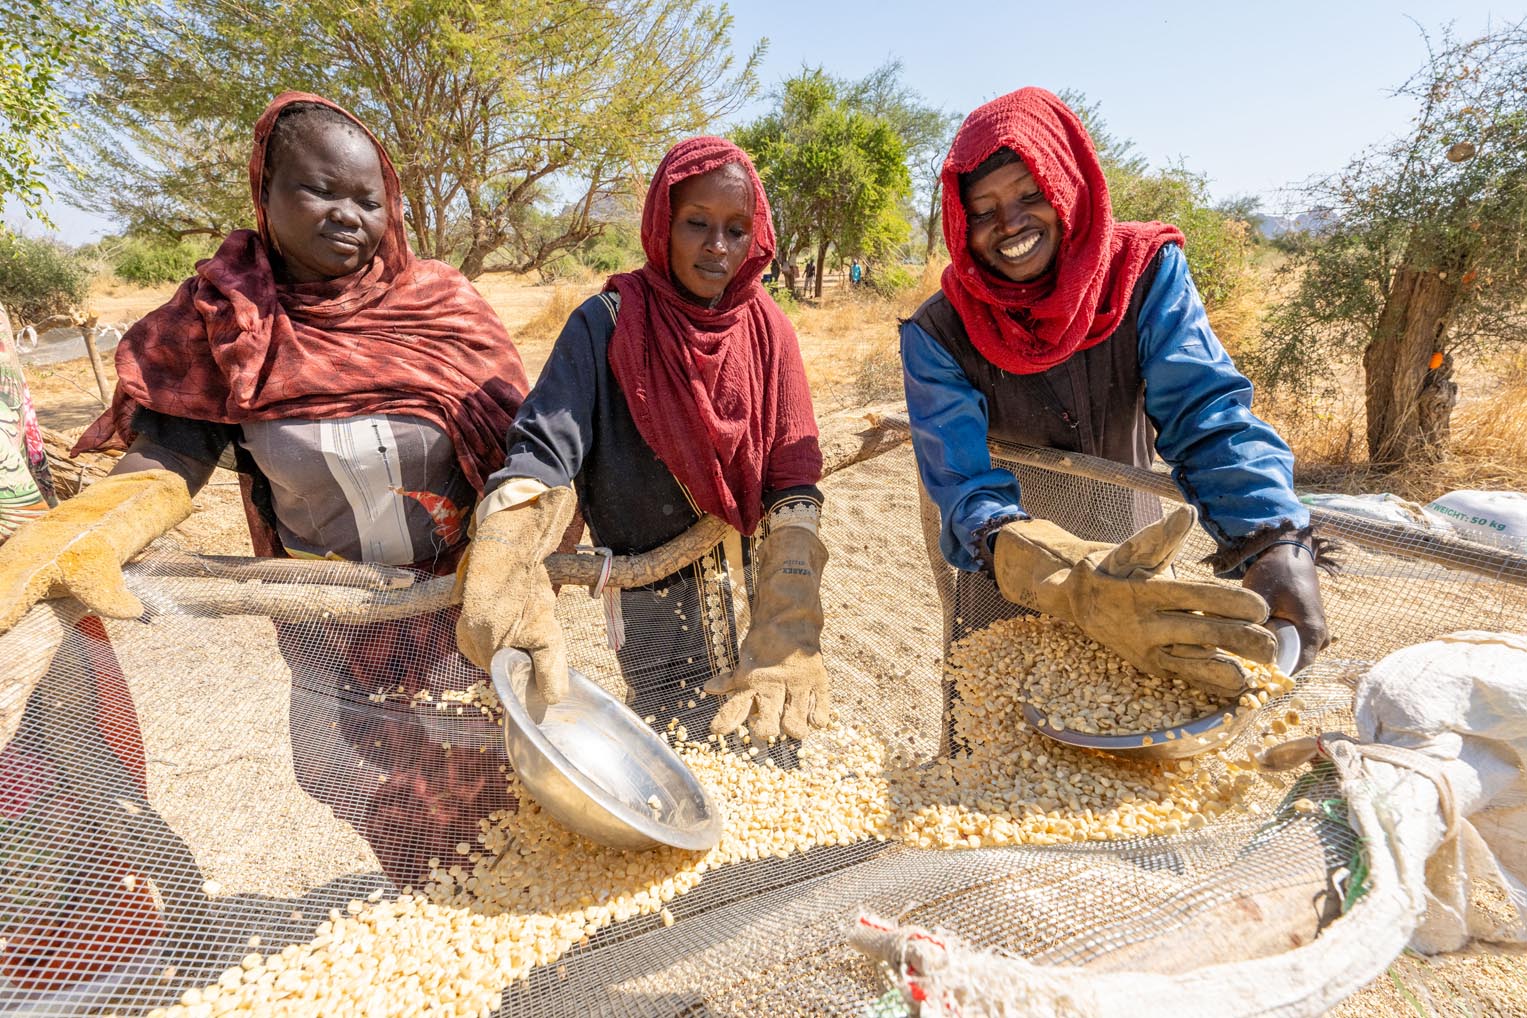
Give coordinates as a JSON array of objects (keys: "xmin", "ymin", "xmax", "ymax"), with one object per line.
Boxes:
[{"xmin": 1241, "ymin": 540, "xmax": 1329, "ymax": 672}]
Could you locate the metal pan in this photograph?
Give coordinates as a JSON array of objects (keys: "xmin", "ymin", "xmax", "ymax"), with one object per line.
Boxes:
[
  {"xmin": 1021, "ymin": 622, "xmax": 1302, "ymax": 762},
  {"xmin": 489, "ymin": 649, "xmax": 722, "ymax": 852}
]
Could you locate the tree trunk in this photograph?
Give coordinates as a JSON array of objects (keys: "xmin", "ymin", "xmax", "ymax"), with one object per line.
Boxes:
[
  {"xmin": 457, "ymin": 185, "xmax": 497, "ymax": 281},
  {"xmin": 814, "ymin": 238, "xmax": 829, "ymax": 299},
  {"xmin": 1417, "ymin": 351, "xmax": 1459, "ymax": 457},
  {"xmin": 925, "ymin": 180, "xmax": 942, "ymax": 261},
  {"xmin": 1362, "ymin": 264, "xmax": 1461, "ymax": 467},
  {"xmin": 458, "ymin": 246, "xmax": 488, "ymax": 281}
]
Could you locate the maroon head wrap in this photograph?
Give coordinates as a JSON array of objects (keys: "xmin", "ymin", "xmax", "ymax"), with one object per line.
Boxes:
[
  {"xmin": 605, "ymin": 136, "xmax": 821, "ymax": 535},
  {"xmin": 74, "ymin": 91, "xmax": 528, "ymax": 494},
  {"xmin": 940, "ymin": 87, "xmax": 1184, "ymax": 375}
]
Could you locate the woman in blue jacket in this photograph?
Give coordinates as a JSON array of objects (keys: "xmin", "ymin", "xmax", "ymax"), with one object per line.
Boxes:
[{"xmin": 904, "ymin": 88, "xmax": 1328, "ymax": 696}]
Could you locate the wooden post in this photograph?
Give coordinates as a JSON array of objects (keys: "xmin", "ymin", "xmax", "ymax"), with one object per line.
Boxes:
[{"xmin": 80, "ymin": 313, "xmax": 111, "ymax": 405}]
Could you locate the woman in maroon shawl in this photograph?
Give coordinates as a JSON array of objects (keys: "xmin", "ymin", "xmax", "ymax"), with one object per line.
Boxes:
[
  {"xmin": 0, "ymin": 93, "xmax": 530, "ymax": 886},
  {"xmin": 456, "ymin": 137, "xmax": 831, "ymax": 748}
]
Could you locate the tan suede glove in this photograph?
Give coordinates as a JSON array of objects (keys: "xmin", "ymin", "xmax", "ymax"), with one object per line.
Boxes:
[
  {"xmin": 708, "ymin": 523, "xmax": 831, "ymax": 740},
  {"xmin": 455, "ymin": 485, "xmax": 577, "ymax": 704},
  {"xmin": 0, "ymin": 469, "xmax": 193, "ymax": 634},
  {"xmin": 993, "ymin": 505, "xmax": 1276, "ymax": 696}
]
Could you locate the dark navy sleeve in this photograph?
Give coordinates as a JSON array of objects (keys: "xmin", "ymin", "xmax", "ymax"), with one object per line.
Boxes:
[
  {"xmin": 1139, "ymin": 245, "xmax": 1309, "ymax": 572},
  {"xmin": 483, "ymin": 296, "xmax": 609, "ymax": 497},
  {"xmin": 130, "ymin": 406, "xmax": 238, "ymax": 467}
]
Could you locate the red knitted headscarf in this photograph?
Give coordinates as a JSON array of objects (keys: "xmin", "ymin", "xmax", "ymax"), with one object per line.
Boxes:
[
  {"xmin": 606, "ymin": 137, "xmax": 821, "ymax": 536},
  {"xmin": 940, "ymin": 87, "xmax": 1184, "ymax": 375},
  {"xmin": 74, "ymin": 91, "xmax": 528, "ymax": 494}
]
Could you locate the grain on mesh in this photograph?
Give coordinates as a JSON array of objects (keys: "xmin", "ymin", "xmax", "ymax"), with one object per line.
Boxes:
[
  {"xmin": 144, "ymin": 615, "xmax": 1278, "ymax": 1018},
  {"xmin": 1008, "ymin": 615, "xmax": 1292, "ymax": 735}
]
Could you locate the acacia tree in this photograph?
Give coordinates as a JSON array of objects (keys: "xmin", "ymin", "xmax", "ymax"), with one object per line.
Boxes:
[
  {"xmin": 66, "ymin": 0, "xmax": 760, "ymax": 278},
  {"xmin": 735, "ymin": 69, "xmax": 911, "ymax": 298},
  {"xmin": 1254, "ymin": 23, "xmax": 1527, "ymax": 466},
  {"xmin": 845, "ymin": 62, "xmax": 958, "ymax": 261}
]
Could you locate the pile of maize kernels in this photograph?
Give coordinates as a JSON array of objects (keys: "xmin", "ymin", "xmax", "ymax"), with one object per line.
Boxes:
[
  {"xmin": 145, "ymin": 615, "xmax": 1283, "ymax": 1018},
  {"xmin": 1014, "ymin": 615, "xmax": 1294, "ymax": 735}
]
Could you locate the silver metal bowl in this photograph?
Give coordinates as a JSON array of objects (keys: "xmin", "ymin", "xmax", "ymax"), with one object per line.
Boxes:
[
  {"xmin": 1022, "ymin": 622, "xmax": 1303, "ymax": 761},
  {"xmin": 489, "ymin": 649, "xmax": 722, "ymax": 852}
]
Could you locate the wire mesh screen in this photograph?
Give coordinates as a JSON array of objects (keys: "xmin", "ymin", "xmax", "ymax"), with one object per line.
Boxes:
[{"xmin": 1, "ymin": 440, "xmax": 1522, "ymax": 1017}]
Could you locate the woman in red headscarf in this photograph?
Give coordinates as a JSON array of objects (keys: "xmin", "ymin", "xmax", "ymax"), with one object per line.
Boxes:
[
  {"xmin": 456, "ymin": 136, "xmax": 830, "ymax": 747},
  {"xmin": 0, "ymin": 93, "xmax": 530, "ymax": 887},
  {"xmin": 903, "ymin": 88, "xmax": 1329, "ymax": 705}
]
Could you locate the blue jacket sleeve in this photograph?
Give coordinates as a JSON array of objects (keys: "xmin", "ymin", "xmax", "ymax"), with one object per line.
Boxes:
[
  {"xmin": 482, "ymin": 296, "xmax": 604, "ymax": 497},
  {"xmin": 1140, "ymin": 245, "xmax": 1308, "ymax": 571},
  {"xmin": 900, "ymin": 319, "xmax": 1024, "ymax": 572}
]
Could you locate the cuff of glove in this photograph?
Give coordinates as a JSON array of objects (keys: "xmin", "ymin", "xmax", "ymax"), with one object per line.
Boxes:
[
  {"xmin": 472, "ymin": 477, "xmax": 553, "ymax": 534},
  {"xmin": 974, "ymin": 511, "xmax": 1029, "ymax": 574},
  {"xmin": 765, "ymin": 491, "xmax": 823, "ymax": 535}
]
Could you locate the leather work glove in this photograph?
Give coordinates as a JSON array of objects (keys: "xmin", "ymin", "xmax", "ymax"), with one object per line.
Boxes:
[
  {"xmin": 708, "ymin": 522, "xmax": 831, "ymax": 741},
  {"xmin": 1242, "ymin": 539, "xmax": 1329, "ymax": 672},
  {"xmin": 455, "ymin": 485, "xmax": 577, "ymax": 705},
  {"xmin": 0, "ymin": 469, "xmax": 193, "ymax": 634},
  {"xmin": 993, "ymin": 505, "xmax": 1277, "ymax": 696}
]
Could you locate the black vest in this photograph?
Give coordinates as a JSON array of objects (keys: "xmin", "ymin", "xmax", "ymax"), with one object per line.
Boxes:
[{"xmin": 908, "ymin": 249, "xmax": 1166, "ymax": 543}]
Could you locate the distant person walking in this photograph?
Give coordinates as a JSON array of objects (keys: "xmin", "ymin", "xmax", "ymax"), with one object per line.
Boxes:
[
  {"xmin": 850, "ymin": 259, "xmax": 863, "ymax": 286},
  {"xmin": 805, "ymin": 258, "xmax": 816, "ymax": 292}
]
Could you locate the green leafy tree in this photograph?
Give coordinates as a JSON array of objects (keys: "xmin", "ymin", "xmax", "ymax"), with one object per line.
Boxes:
[
  {"xmin": 846, "ymin": 61, "xmax": 959, "ymax": 261},
  {"xmin": 0, "ymin": 0, "xmax": 92, "ymax": 229},
  {"xmin": 1055, "ymin": 90, "xmax": 1248, "ymax": 312},
  {"xmin": 1253, "ymin": 22, "xmax": 1527, "ymax": 466},
  {"xmin": 66, "ymin": 0, "xmax": 760, "ymax": 278},
  {"xmin": 735, "ymin": 68, "xmax": 911, "ymax": 298}
]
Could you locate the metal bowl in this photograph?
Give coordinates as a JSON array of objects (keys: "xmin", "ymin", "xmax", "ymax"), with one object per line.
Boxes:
[
  {"xmin": 489, "ymin": 649, "xmax": 722, "ymax": 852},
  {"xmin": 1021, "ymin": 622, "xmax": 1303, "ymax": 762}
]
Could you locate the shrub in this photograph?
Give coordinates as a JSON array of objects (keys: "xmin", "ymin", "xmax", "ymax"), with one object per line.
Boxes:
[
  {"xmin": 577, "ymin": 224, "xmax": 642, "ymax": 274},
  {"xmin": 536, "ymin": 254, "xmax": 597, "ymax": 284},
  {"xmin": 1109, "ymin": 166, "xmax": 1249, "ymax": 310},
  {"xmin": 113, "ymin": 234, "xmax": 216, "ymax": 285},
  {"xmin": 0, "ymin": 235, "xmax": 90, "ymax": 325},
  {"xmin": 865, "ymin": 264, "xmax": 916, "ymax": 298},
  {"xmin": 844, "ymin": 338, "xmax": 905, "ymax": 406},
  {"xmin": 768, "ymin": 284, "xmax": 799, "ymax": 316}
]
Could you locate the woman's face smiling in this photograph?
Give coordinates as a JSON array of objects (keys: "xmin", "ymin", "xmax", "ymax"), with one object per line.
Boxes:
[
  {"xmin": 262, "ymin": 123, "xmax": 388, "ymax": 284},
  {"xmin": 963, "ymin": 158, "xmax": 1061, "ymax": 283},
  {"xmin": 668, "ymin": 163, "xmax": 755, "ymax": 305}
]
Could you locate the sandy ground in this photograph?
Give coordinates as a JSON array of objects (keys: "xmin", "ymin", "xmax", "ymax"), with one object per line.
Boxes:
[{"xmin": 14, "ymin": 275, "xmax": 1527, "ymax": 1016}]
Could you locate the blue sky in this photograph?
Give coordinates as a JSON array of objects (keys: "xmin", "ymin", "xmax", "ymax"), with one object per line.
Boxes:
[{"xmin": 9, "ymin": 0, "xmax": 1520, "ymax": 240}]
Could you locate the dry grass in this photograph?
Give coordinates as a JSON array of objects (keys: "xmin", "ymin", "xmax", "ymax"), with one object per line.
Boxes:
[
  {"xmin": 1259, "ymin": 369, "xmax": 1527, "ymax": 503},
  {"xmin": 517, "ymin": 284, "xmax": 590, "ymax": 345},
  {"xmin": 789, "ymin": 258, "xmax": 947, "ymax": 412},
  {"xmin": 1205, "ymin": 266, "xmax": 1272, "ymax": 359},
  {"xmin": 904, "ymin": 256, "xmax": 948, "ymax": 312}
]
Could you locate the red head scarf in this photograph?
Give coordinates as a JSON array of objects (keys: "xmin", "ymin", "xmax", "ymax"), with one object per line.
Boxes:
[
  {"xmin": 940, "ymin": 87, "xmax": 1184, "ymax": 375},
  {"xmin": 74, "ymin": 92, "xmax": 528, "ymax": 494},
  {"xmin": 605, "ymin": 136, "xmax": 821, "ymax": 535}
]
